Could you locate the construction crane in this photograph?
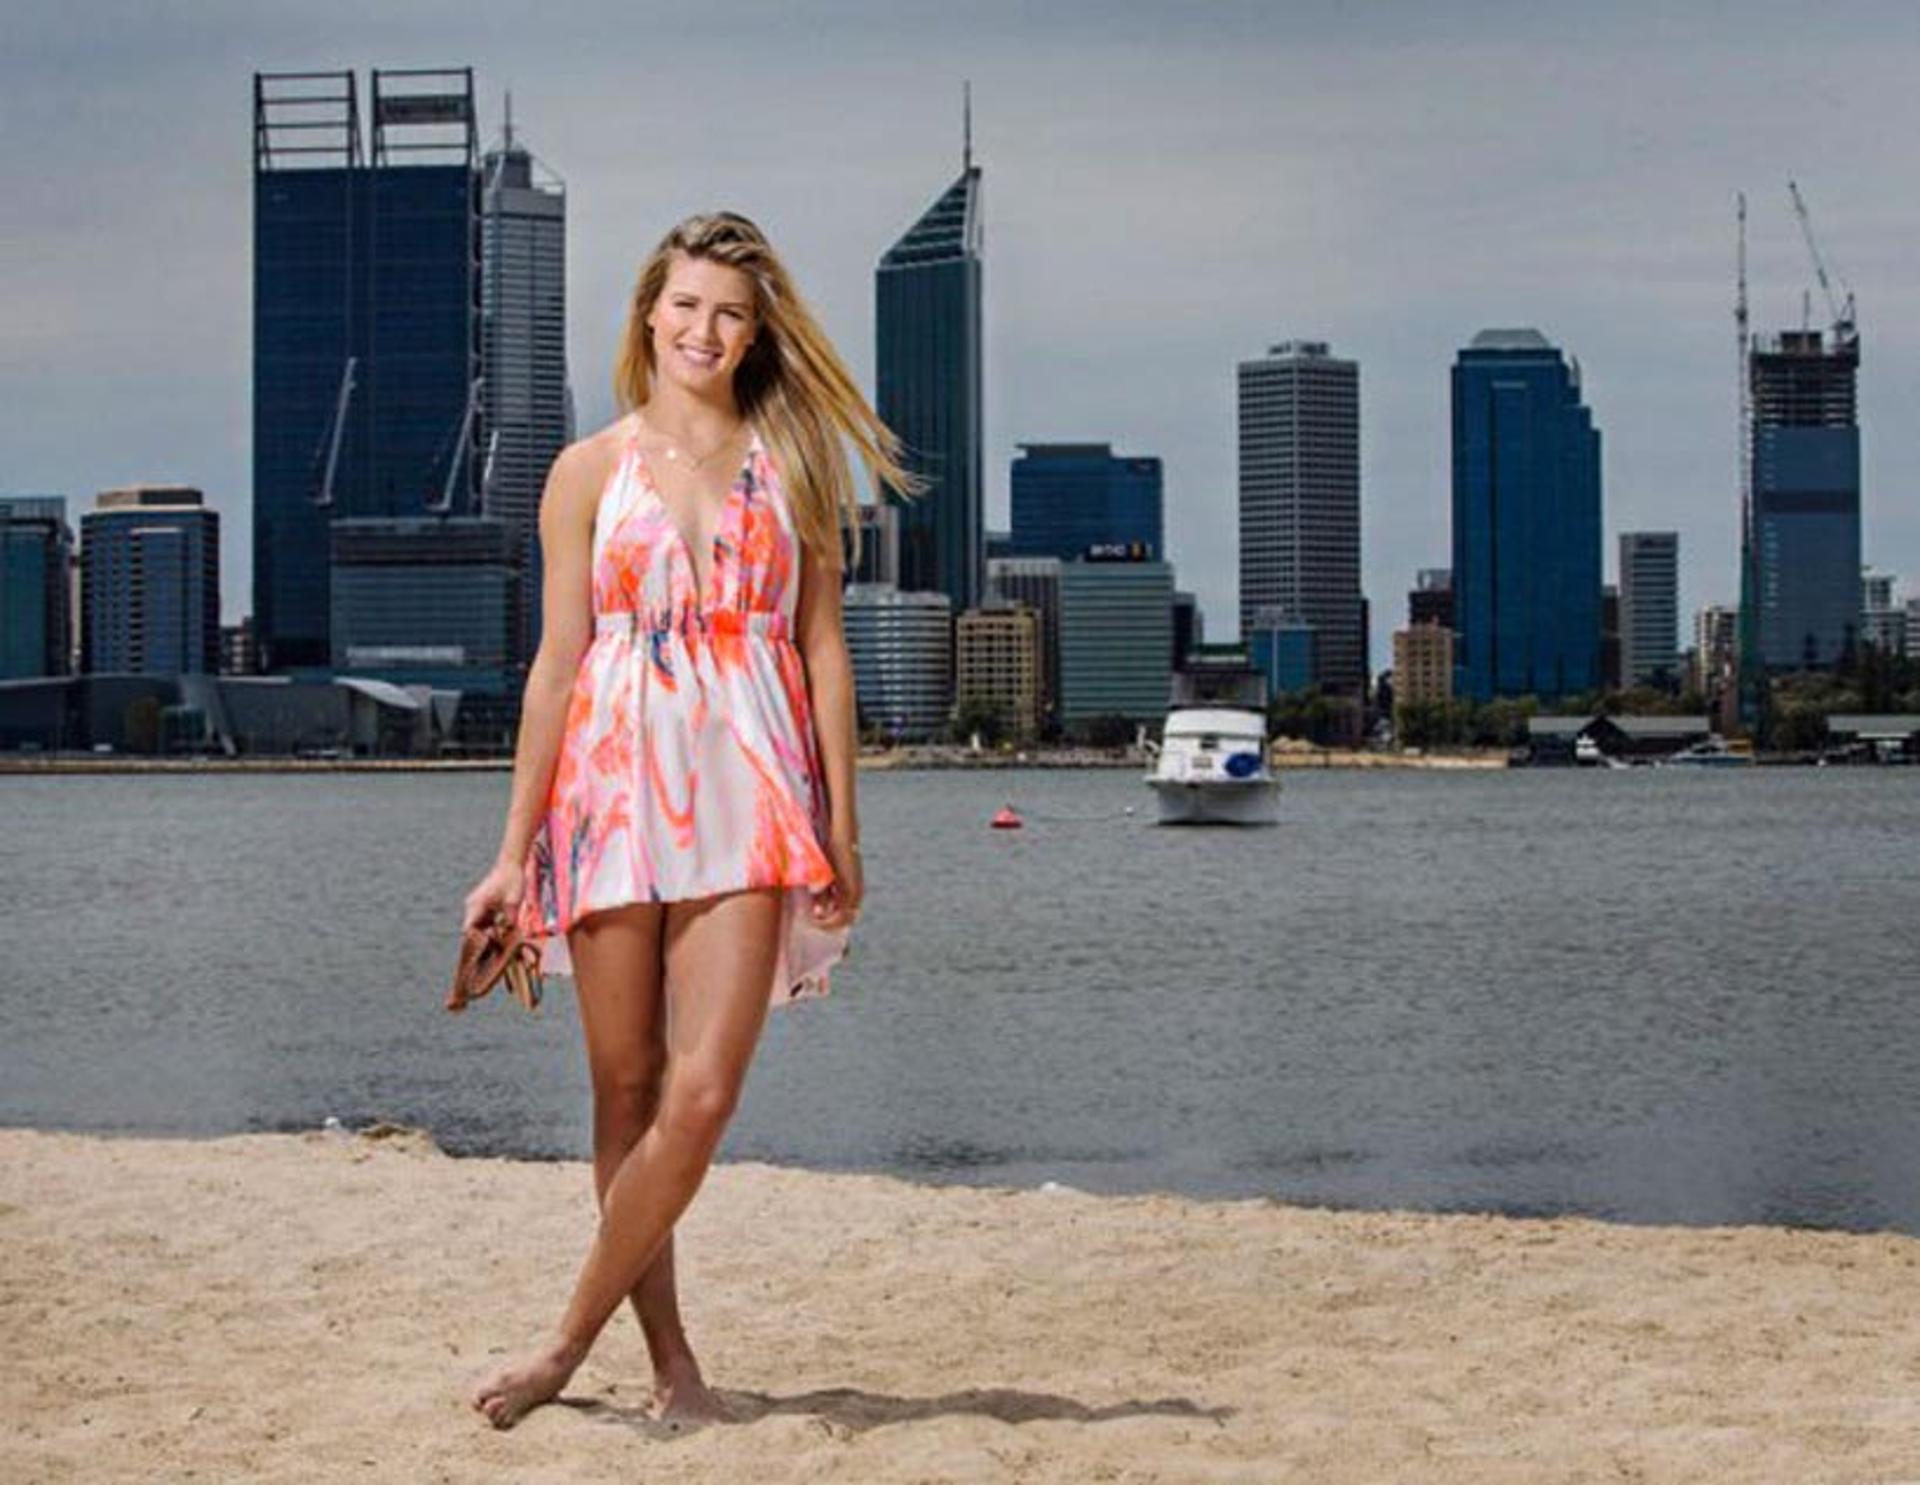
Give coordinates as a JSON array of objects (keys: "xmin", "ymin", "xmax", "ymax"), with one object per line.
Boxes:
[
  {"xmin": 1787, "ymin": 179, "xmax": 1855, "ymax": 339},
  {"xmin": 307, "ymin": 357, "xmax": 358, "ymax": 508},
  {"xmin": 1732, "ymin": 192, "xmax": 1762, "ymax": 736}
]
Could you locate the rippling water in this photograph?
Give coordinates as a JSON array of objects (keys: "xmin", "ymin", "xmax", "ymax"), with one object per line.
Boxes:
[{"xmin": 3, "ymin": 764, "xmax": 1917, "ymax": 1233}]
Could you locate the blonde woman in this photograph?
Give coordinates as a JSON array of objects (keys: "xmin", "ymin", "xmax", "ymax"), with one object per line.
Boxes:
[{"xmin": 460, "ymin": 211, "xmax": 918, "ymax": 1429}]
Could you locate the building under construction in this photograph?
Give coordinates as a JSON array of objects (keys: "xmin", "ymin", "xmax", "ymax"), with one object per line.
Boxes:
[
  {"xmin": 1736, "ymin": 187, "xmax": 1862, "ymax": 709},
  {"xmin": 1750, "ymin": 326, "xmax": 1861, "ymax": 670},
  {"xmin": 252, "ymin": 69, "xmax": 483, "ymax": 674}
]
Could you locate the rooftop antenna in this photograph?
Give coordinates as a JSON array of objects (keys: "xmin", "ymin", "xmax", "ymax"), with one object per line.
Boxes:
[
  {"xmin": 504, "ymin": 89, "xmax": 515, "ymax": 151},
  {"xmin": 963, "ymin": 79, "xmax": 972, "ymax": 171}
]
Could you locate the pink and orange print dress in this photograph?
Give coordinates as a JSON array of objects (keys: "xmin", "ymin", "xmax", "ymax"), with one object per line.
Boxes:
[{"xmin": 515, "ymin": 422, "xmax": 847, "ymax": 1006}]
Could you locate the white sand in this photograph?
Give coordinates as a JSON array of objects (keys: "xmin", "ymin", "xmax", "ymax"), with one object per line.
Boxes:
[{"xmin": 5, "ymin": 1126, "xmax": 1920, "ymax": 1483}]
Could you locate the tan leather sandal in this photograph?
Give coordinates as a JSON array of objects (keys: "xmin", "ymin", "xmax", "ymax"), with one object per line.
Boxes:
[{"xmin": 447, "ymin": 910, "xmax": 544, "ymax": 1013}]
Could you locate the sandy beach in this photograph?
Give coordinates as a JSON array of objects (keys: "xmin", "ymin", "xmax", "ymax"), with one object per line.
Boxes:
[{"xmin": 5, "ymin": 1127, "xmax": 1920, "ymax": 1483}]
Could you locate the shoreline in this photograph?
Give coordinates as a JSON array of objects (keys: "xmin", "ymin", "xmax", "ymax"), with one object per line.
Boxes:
[
  {"xmin": 7, "ymin": 1125, "xmax": 1920, "ymax": 1481},
  {"xmin": 0, "ymin": 747, "xmax": 1511, "ymax": 775}
]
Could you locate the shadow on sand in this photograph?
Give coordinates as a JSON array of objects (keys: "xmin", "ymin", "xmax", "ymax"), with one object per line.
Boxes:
[{"xmin": 565, "ymin": 1384, "xmax": 1234, "ymax": 1440}]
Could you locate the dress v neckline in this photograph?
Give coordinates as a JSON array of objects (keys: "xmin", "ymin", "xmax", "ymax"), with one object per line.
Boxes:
[{"xmin": 629, "ymin": 425, "xmax": 758, "ymax": 610}]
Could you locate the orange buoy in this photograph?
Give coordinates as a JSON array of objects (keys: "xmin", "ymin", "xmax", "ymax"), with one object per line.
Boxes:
[{"xmin": 990, "ymin": 805, "xmax": 1024, "ymax": 830}]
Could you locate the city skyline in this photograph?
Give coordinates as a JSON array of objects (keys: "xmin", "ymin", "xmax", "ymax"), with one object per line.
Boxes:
[{"xmin": 6, "ymin": 2, "xmax": 1920, "ymax": 670}]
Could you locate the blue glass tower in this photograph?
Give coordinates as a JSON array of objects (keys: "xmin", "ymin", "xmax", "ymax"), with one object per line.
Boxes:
[
  {"xmin": 0, "ymin": 496, "xmax": 74, "ymax": 678},
  {"xmin": 80, "ymin": 487, "xmax": 221, "ymax": 676},
  {"xmin": 1451, "ymin": 329, "xmax": 1602, "ymax": 702},
  {"xmin": 1010, "ymin": 443, "xmax": 1162, "ymax": 561},
  {"xmin": 252, "ymin": 69, "xmax": 480, "ymax": 671},
  {"xmin": 1749, "ymin": 328, "xmax": 1861, "ymax": 670},
  {"xmin": 876, "ymin": 130, "xmax": 983, "ymax": 615}
]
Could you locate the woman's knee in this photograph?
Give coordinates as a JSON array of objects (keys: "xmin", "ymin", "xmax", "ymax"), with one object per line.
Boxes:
[
  {"xmin": 590, "ymin": 1051, "xmax": 667, "ymax": 1133},
  {"xmin": 657, "ymin": 1069, "xmax": 742, "ymax": 1149}
]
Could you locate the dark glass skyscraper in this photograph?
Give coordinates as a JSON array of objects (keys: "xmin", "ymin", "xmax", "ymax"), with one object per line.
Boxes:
[
  {"xmin": 0, "ymin": 496, "xmax": 74, "ymax": 679},
  {"xmin": 1451, "ymin": 328, "xmax": 1602, "ymax": 702},
  {"xmin": 252, "ymin": 69, "xmax": 480, "ymax": 670},
  {"xmin": 1749, "ymin": 328, "xmax": 1861, "ymax": 669},
  {"xmin": 1010, "ymin": 443, "xmax": 1162, "ymax": 561},
  {"xmin": 876, "ymin": 150, "xmax": 983, "ymax": 614}
]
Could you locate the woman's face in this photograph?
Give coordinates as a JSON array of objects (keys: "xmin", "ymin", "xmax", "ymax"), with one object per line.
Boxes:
[{"xmin": 646, "ymin": 252, "xmax": 759, "ymax": 395}]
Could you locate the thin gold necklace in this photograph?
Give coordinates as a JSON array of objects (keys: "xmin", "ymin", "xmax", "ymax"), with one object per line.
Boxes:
[{"xmin": 636, "ymin": 410, "xmax": 747, "ymax": 472}]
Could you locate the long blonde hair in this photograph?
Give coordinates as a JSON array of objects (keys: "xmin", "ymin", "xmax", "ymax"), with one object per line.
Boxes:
[{"xmin": 612, "ymin": 211, "xmax": 923, "ymax": 568}]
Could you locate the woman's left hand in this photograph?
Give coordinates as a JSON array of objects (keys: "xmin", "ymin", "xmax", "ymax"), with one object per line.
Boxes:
[{"xmin": 810, "ymin": 836, "xmax": 863, "ymax": 930}]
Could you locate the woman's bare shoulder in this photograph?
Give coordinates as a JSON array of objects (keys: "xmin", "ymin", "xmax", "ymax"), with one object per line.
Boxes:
[{"xmin": 545, "ymin": 416, "xmax": 638, "ymax": 512}]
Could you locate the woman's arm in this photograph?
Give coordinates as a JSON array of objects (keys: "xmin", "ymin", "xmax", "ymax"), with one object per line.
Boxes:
[
  {"xmin": 794, "ymin": 540, "xmax": 858, "ymax": 845},
  {"xmin": 464, "ymin": 439, "xmax": 605, "ymax": 926},
  {"xmin": 794, "ymin": 538, "xmax": 862, "ymax": 925}
]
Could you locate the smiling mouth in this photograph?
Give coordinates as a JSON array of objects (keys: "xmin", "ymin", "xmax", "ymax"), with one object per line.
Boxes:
[{"xmin": 678, "ymin": 346, "xmax": 721, "ymax": 367}]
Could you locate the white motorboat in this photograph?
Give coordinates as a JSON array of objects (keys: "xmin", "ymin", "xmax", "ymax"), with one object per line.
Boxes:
[
  {"xmin": 1144, "ymin": 707, "xmax": 1280, "ymax": 825},
  {"xmin": 1665, "ymin": 736, "xmax": 1754, "ymax": 768}
]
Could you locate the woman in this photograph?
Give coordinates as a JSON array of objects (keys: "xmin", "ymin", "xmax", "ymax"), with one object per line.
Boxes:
[{"xmin": 459, "ymin": 211, "xmax": 918, "ymax": 1430}]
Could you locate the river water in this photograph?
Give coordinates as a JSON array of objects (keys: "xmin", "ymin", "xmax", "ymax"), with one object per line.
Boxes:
[{"xmin": 3, "ymin": 764, "xmax": 1917, "ymax": 1233}]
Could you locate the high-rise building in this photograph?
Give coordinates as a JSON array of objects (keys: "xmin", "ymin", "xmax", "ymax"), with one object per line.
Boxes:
[
  {"xmin": 843, "ymin": 585, "xmax": 952, "ymax": 741},
  {"xmin": 1451, "ymin": 328, "xmax": 1602, "ymax": 701},
  {"xmin": 0, "ymin": 496, "xmax": 75, "ymax": 679},
  {"xmin": 1237, "ymin": 340, "xmax": 1363, "ymax": 694},
  {"xmin": 955, "ymin": 601, "xmax": 1039, "ymax": 740},
  {"xmin": 253, "ymin": 68, "xmax": 481, "ymax": 671},
  {"xmin": 480, "ymin": 107, "xmax": 567, "ymax": 671},
  {"xmin": 986, "ymin": 554, "xmax": 1061, "ymax": 725},
  {"xmin": 1408, "ymin": 568, "xmax": 1453, "ymax": 630},
  {"xmin": 81, "ymin": 487, "xmax": 221, "ymax": 675},
  {"xmin": 1058, "ymin": 558, "xmax": 1173, "ymax": 728},
  {"xmin": 876, "ymin": 128, "xmax": 983, "ymax": 614},
  {"xmin": 1619, "ymin": 531, "xmax": 1680, "ymax": 689},
  {"xmin": 1749, "ymin": 327, "xmax": 1861, "ymax": 670},
  {"xmin": 1009, "ymin": 443, "xmax": 1162, "ymax": 561}
]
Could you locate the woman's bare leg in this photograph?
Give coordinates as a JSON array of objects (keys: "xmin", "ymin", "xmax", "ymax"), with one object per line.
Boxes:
[
  {"xmin": 566, "ymin": 903, "xmax": 712, "ymax": 1414},
  {"xmin": 470, "ymin": 888, "xmax": 781, "ymax": 1428}
]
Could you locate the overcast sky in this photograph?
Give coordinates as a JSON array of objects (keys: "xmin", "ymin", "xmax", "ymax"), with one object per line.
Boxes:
[{"xmin": 6, "ymin": 0, "xmax": 1918, "ymax": 659}]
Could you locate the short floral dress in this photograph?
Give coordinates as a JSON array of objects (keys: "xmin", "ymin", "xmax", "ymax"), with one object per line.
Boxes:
[{"xmin": 515, "ymin": 421, "xmax": 847, "ymax": 1005}]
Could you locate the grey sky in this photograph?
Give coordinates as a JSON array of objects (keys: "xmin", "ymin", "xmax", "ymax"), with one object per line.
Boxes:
[{"xmin": 5, "ymin": 0, "xmax": 1917, "ymax": 663}]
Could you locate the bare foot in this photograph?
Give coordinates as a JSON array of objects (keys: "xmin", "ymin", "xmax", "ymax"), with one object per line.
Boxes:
[
  {"xmin": 469, "ymin": 1337, "xmax": 587, "ymax": 1429},
  {"xmin": 648, "ymin": 1358, "xmax": 729, "ymax": 1426}
]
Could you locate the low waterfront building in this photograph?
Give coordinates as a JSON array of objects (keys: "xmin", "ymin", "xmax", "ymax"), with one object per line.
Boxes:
[
  {"xmin": 0, "ymin": 672, "xmax": 458, "ymax": 756},
  {"xmin": 1525, "ymin": 712, "xmax": 1711, "ymax": 764},
  {"xmin": 80, "ymin": 486, "xmax": 221, "ymax": 676},
  {"xmin": 843, "ymin": 583, "xmax": 952, "ymax": 741},
  {"xmin": 0, "ymin": 496, "xmax": 75, "ymax": 679},
  {"xmin": 954, "ymin": 601, "xmax": 1039, "ymax": 739},
  {"xmin": 1392, "ymin": 624, "xmax": 1454, "ymax": 711},
  {"xmin": 986, "ymin": 554, "xmax": 1062, "ymax": 724},
  {"xmin": 1693, "ymin": 604, "xmax": 1738, "ymax": 697},
  {"xmin": 1057, "ymin": 558, "xmax": 1172, "ymax": 731},
  {"xmin": 1246, "ymin": 606, "xmax": 1315, "ymax": 695},
  {"xmin": 1861, "ymin": 571, "xmax": 1907, "ymax": 657}
]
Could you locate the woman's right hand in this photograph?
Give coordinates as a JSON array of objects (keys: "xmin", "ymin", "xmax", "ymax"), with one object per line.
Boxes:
[{"xmin": 463, "ymin": 857, "xmax": 527, "ymax": 933}]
